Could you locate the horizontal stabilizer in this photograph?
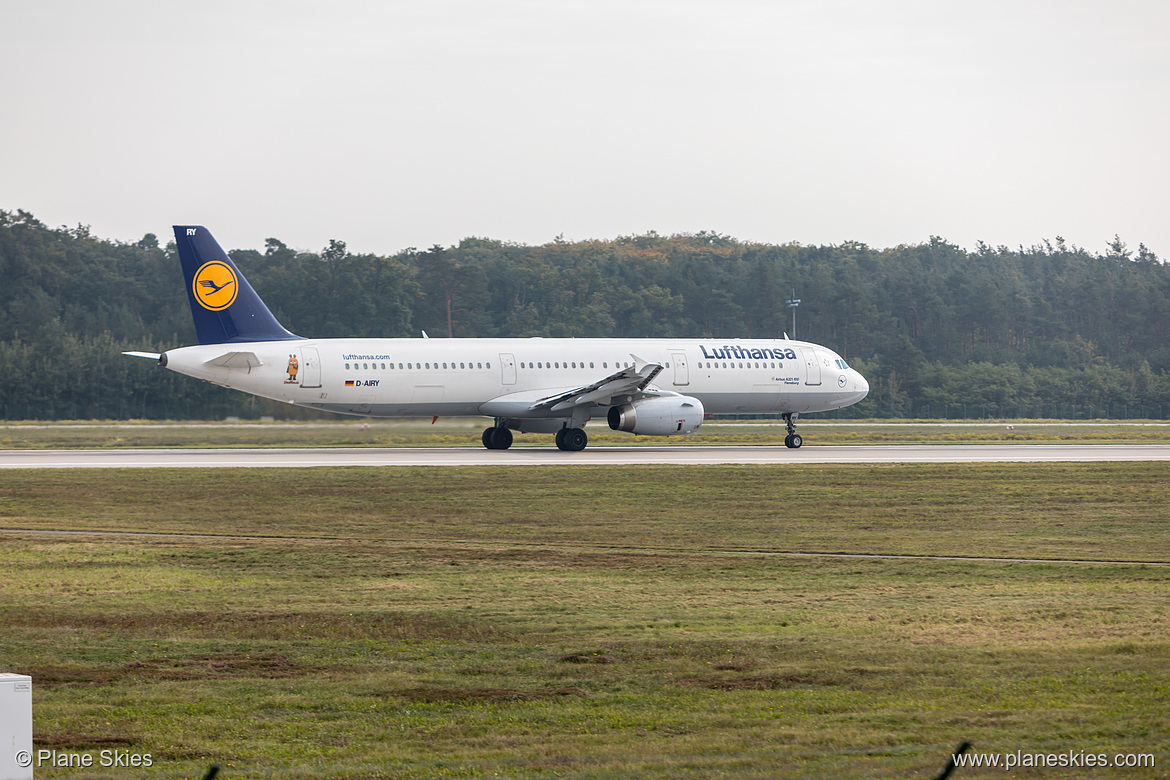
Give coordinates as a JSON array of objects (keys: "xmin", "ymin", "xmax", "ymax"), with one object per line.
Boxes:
[
  {"xmin": 122, "ymin": 351, "xmax": 161, "ymax": 360},
  {"xmin": 203, "ymin": 351, "xmax": 262, "ymax": 369}
]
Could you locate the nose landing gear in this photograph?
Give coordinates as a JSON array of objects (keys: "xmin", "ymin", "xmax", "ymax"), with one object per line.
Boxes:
[{"xmin": 782, "ymin": 412, "xmax": 803, "ymax": 449}]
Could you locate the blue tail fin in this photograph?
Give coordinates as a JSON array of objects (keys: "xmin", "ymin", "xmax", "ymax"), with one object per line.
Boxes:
[{"xmin": 174, "ymin": 225, "xmax": 302, "ymax": 344}]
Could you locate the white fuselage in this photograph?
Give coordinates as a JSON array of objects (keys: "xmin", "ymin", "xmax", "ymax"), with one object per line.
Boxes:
[{"xmin": 162, "ymin": 337, "xmax": 869, "ymax": 424}]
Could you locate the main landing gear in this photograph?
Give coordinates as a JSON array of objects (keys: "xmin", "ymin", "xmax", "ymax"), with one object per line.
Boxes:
[
  {"xmin": 782, "ymin": 412, "xmax": 803, "ymax": 449},
  {"xmin": 481, "ymin": 419, "xmax": 590, "ymax": 451},
  {"xmin": 482, "ymin": 425, "xmax": 513, "ymax": 450},
  {"xmin": 481, "ymin": 424, "xmax": 590, "ymax": 451},
  {"xmin": 555, "ymin": 427, "xmax": 588, "ymax": 452}
]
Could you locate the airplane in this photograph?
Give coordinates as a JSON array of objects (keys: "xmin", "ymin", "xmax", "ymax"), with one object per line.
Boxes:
[{"xmin": 125, "ymin": 226, "xmax": 869, "ymax": 451}]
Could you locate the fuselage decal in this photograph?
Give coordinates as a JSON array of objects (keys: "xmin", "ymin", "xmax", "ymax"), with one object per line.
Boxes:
[{"xmin": 699, "ymin": 344, "xmax": 798, "ymax": 361}]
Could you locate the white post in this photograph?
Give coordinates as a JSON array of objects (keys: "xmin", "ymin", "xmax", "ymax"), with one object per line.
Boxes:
[{"xmin": 0, "ymin": 674, "xmax": 33, "ymax": 780}]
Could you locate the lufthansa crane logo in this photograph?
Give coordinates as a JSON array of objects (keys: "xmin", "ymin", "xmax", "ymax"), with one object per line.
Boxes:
[{"xmin": 192, "ymin": 261, "xmax": 238, "ymax": 311}]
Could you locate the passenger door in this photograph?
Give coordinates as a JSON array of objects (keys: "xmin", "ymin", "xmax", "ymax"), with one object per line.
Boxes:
[
  {"xmin": 801, "ymin": 347, "xmax": 822, "ymax": 386},
  {"xmin": 671, "ymin": 352, "xmax": 690, "ymax": 386},
  {"xmin": 499, "ymin": 353, "xmax": 517, "ymax": 385},
  {"xmin": 298, "ymin": 346, "xmax": 322, "ymax": 388}
]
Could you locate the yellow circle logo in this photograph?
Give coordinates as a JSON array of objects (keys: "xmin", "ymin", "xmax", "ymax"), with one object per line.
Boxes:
[{"xmin": 192, "ymin": 261, "xmax": 238, "ymax": 311}]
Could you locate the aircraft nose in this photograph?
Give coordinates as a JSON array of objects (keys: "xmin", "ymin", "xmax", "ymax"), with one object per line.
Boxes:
[{"xmin": 855, "ymin": 371, "xmax": 869, "ymax": 401}]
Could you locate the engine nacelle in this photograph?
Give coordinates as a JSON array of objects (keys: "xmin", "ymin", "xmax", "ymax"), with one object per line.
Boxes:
[{"xmin": 607, "ymin": 395, "xmax": 704, "ymax": 436}]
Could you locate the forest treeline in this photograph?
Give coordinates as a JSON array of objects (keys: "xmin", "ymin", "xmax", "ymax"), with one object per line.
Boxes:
[{"xmin": 2, "ymin": 208, "xmax": 1169, "ymax": 420}]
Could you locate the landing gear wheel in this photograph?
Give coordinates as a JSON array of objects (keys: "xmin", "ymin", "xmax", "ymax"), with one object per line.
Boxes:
[
  {"xmin": 782, "ymin": 412, "xmax": 802, "ymax": 449},
  {"xmin": 556, "ymin": 427, "xmax": 588, "ymax": 452},
  {"xmin": 482, "ymin": 427, "xmax": 512, "ymax": 450}
]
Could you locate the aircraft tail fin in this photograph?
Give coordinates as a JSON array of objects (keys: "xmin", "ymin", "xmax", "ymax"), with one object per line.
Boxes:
[{"xmin": 174, "ymin": 225, "xmax": 301, "ymax": 345}]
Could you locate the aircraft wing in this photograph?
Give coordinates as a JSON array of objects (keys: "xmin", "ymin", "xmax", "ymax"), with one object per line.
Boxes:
[{"xmin": 528, "ymin": 355, "xmax": 663, "ymax": 413}]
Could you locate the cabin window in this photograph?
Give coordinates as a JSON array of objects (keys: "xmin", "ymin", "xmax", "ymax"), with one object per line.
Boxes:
[
  {"xmin": 344, "ymin": 363, "xmax": 350, "ymax": 370},
  {"xmin": 486, "ymin": 363, "xmax": 491, "ymax": 369},
  {"xmin": 477, "ymin": 362, "xmax": 482, "ymax": 369},
  {"xmin": 603, "ymin": 362, "xmax": 607, "ymax": 368},
  {"xmin": 590, "ymin": 362, "xmax": 594, "ymax": 368}
]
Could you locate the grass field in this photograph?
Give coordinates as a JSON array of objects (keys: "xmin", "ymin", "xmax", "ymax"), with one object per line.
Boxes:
[
  {"xmin": 3, "ymin": 418, "xmax": 1170, "ymax": 450},
  {"xmin": 2, "ymin": 463, "xmax": 1168, "ymax": 778}
]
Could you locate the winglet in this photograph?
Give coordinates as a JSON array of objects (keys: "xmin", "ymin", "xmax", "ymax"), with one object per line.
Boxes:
[{"xmin": 174, "ymin": 226, "xmax": 302, "ymax": 345}]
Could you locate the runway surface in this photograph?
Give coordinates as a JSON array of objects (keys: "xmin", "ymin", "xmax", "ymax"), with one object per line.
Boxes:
[{"xmin": 3, "ymin": 444, "xmax": 1170, "ymax": 468}]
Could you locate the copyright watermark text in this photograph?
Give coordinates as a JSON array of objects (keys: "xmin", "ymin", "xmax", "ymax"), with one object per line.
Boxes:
[
  {"xmin": 18, "ymin": 749, "xmax": 153, "ymax": 769},
  {"xmin": 953, "ymin": 749, "xmax": 1155, "ymax": 770}
]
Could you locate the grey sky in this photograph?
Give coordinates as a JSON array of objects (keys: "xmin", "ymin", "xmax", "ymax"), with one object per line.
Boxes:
[{"xmin": 2, "ymin": 0, "xmax": 1167, "ymax": 257}]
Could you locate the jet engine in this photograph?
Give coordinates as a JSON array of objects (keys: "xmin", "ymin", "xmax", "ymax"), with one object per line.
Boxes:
[{"xmin": 607, "ymin": 395, "xmax": 704, "ymax": 436}]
